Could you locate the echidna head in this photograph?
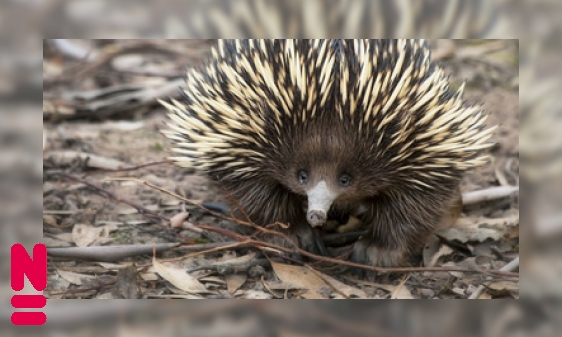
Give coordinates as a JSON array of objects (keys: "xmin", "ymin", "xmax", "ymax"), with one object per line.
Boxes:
[
  {"xmin": 277, "ymin": 132, "xmax": 385, "ymax": 228},
  {"xmin": 291, "ymin": 164, "xmax": 354, "ymax": 227}
]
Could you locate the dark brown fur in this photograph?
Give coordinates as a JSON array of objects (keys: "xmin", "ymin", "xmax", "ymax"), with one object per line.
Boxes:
[{"xmin": 217, "ymin": 112, "xmax": 463, "ymax": 266}]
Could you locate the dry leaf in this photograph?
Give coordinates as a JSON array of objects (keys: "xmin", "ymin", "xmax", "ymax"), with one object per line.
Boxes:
[
  {"xmin": 300, "ymin": 291, "xmax": 325, "ymax": 299},
  {"xmin": 488, "ymin": 281, "xmax": 519, "ymax": 291},
  {"xmin": 427, "ymin": 244, "xmax": 454, "ymax": 267},
  {"xmin": 270, "ymin": 261, "xmax": 366, "ymax": 298},
  {"xmin": 97, "ymin": 262, "xmax": 134, "ymax": 269},
  {"xmin": 72, "ymin": 223, "xmax": 117, "ymax": 247},
  {"xmin": 392, "ymin": 286, "xmax": 414, "ymax": 299},
  {"xmin": 476, "ymin": 292, "xmax": 492, "ymax": 299},
  {"xmin": 152, "ymin": 257, "xmax": 208, "ymax": 294},
  {"xmin": 46, "ymin": 150, "xmax": 127, "ymax": 170},
  {"xmin": 437, "ymin": 227, "xmax": 504, "ymax": 243},
  {"xmin": 169, "ymin": 211, "xmax": 189, "ymax": 228},
  {"xmin": 43, "ymin": 214, "xmax": 58, "ymax": 228},
  {"xmin": 423, "ymin": 235, "xmax": 454, "ymax": 267},
  {"xmin": 367, "ymin": 282, "xmax": 413, "ymax": 299},
  {"xmin": 138, "ymin": 265, "xmax": 159, "ymax": 283},
  {"xmin": 270, "ymin": 261, "xmax": 326, "ymax": 293},
  {"xmin": 508, "ymin": 223, "xmax": 519, "ymax": 239},
  {"xmin": 56, "ymin": 269, "xmax": 97, "ymax": 286},
  {"xmin": 225, "ymin": 274, "xmax": 247, "ymax": 294},
  {"xmin": 245, "ymin": 290, "xmax": 273, "ymax": 299},
  {"xmin": 42, "ymin": 236, "xmax": 73, "ymax": 248},
  {"xmin": 390, "ymin": 276, "xmax": 413, "ymax": 299},
  {"xmin": 115, "ymin": 204, "xmax": 158, "ymax": 215},
  {"xmin": 454, "ymin": 215, "xmax": 519, "ymax": 230}
]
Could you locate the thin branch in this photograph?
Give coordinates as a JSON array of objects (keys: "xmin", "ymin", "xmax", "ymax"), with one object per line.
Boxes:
[
  {"xmin": 462, "ymin": 186, "xmax": 519, "ymax": 205},
  {"xmin": 62, "ymin": 175, "xmax": 519, "ymax": 278},
  {"xmin": 50, "ymin": 172, "xmax": 201, "ymax": 237},
  {"xmin": 47, "ymin": 243, "xmax": 180, "ymax": 261},
  {"xmin": 468, "ymin": 256, "xmax": 520, "ymax": 299}
]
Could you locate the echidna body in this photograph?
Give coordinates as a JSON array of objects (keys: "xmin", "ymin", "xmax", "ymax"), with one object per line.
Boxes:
[{"xmin": 161, "ymin": 39, "xmax": 494, "ymax": 266}]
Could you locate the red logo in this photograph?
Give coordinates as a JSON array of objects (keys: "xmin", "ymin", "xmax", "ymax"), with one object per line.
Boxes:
[{"xmin": 11, "ymin": 243, "xmax": 47, "ymax": 326}]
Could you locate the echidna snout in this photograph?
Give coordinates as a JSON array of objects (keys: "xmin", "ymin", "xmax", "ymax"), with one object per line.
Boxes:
[{"xmin": 306, "ymin": 181, "xmax": 338, "ymax": 227}]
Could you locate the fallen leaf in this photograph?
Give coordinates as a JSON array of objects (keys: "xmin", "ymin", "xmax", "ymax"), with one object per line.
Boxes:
[
  {"xmin": 270, "ymin": 261, "xmax": 366, "ymax": 298},
  {"xmin": 140, "ymin": 272, "xmax": 159, "ymax": 282},
  {"xmin": 226, "ymin": 274, "xmax": 247, "ymax": 294},
  {"xmin": 300, "ymin": 291, "xmax": 326, "ymax": 299},
  {"xmin": 169, "ymin": 211, "xmax": 189, "ymax": 228},
  {"xmin": 245, "ymin": 290, "xmax": 273, "ymax": 299},
  {"xmin": 423, "ymin": 235, "xmax": 454, "ymax": 267},
  {"xmin": 437, "ymin": 227, "xmax": 503, "ymax": 243},
  {"xmin": 153, "ymin": 257, "xmax": 209, "ymax": 294},
  {"xmin": 428, "ymin": 244, "xmax": 454, "ymax": 267},
  {"xmin": 391, "ymin": 276, "xmax": 414, "ymax": 299},
  {"xmin": 46, "ymin": 151, "xmax": 127, "ymax": 170},
  {"xmin": 111, "ymin": 265, "xmax": 139, "ymax": 299},
  {"xmin": 43, "ymin": 215, "xmax": 58, "ymax": 228},
  {"xmin": 270, "ymin": 261, "xmax": 325, "ymax": 293},
  {"xmin": 42, "ymin": 235, "xmax": 73, "ymax": 248},
  {"xmin": 72, "ymin": 223, "xmax": 118, "ymax": 247},
  {"xmin": 56, "ymin": 269, "xmax": 97, "ymax": 286},
  {"xmin": 367, "ymin": 282, "xmax": 414, "ymax": 299},
  {"xmin": 508, "ymin": 223, "xmax": 519, "ymax": 239},
  {"xmin": 453, "ymin": 215, "xmax": 519, "ymax": 230},
  {"xmin": 97, "ymin": 262, "xmax": 134, "ymax": 269},
  {"xmin": 476, "ymin": 292, "xmax": 492, "ymax": 299},
  {"xmin": 217, "ymin": 252, "xmax": 257, "ymax": 266},
  {"xmin": 391, "ymin": 286, "xmax": 414, "ymax": 299},
  {"xmin": 488, "ymin": 281, "xmax": 519, "ymax": 291}
]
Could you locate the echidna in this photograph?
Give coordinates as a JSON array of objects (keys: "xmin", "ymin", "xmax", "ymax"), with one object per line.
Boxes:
[{"xmin": 161, "ymin": 39, "xmax": 495, "ymax": 267}]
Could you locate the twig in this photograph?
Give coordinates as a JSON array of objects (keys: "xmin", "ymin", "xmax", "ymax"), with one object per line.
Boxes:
[
  {"xmin": 455, "ymin": 40, "xmax": 512, "ymax": 60},
  {"xmin": 47, "ymin": 40, "xmax": 206, "ymax": 85},
  {"xmin": 198, "ymin": 224, "xmax": 519, "ymax": 278},
  {"xmin": 50, "ymin": 172, "xmax": 200, "ymax": 237},
  {"xmin": 104, "ymin": 177, "xmax": 520, "ymax": 278},
  {"xmin": 175, "ymin": 242, "xmax": 240, "ymax": 252},
  {"xmin": 45, "ymin": 151, "xmax": 128, "ymax": 171},
  {"xmin": 221, "ymin": 186, "xmax": 253, "ymax": 224},
  {"xmin": 468, "ymin": 256, "xmax": 519, "ymax": 299},
  {"xmin": 47, "ymin": 243, "xmax": 180, "ymax": 261},
  {"xmin": 107, "ymin": 177, "xmax": 243, "ymax": 229},
  {"xmin": 261, "ymin": 275, "xmax": 281, "ymax": 298},
  {"xmin": 51, "ymin": 39, "xmax": 97, "ymax": 61},
  {"xmin": 462, "ymin": 186, "xmax": 519, "ymax": 205},
  {"xmin": 160, "ymin": 240, "xmax": 251, "ymax": 262},
  {"xmin": 391, "ymin": 275, "xmax": 411, "ymax": 299},
  {"xmin": 81, "ymin": 159, "xmax": 172, "ymax": 178},
  {"xmin": 188, "ymin": 258, "xmax": 270, "ymax": 274},
  {"xmin": 505, "ymin": 158, "xmax": 519, "ymax": 185}
]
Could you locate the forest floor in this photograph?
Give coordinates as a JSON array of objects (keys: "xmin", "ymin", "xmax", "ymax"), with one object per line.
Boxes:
[{"xmin": 43, "ymin": 39, "xmax": 519, "ymax": 299}]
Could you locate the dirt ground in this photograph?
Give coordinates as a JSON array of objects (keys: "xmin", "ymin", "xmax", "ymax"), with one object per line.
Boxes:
[{"xmin": 43, "ymin": 40, "xmax": 519, "ymax": 299}]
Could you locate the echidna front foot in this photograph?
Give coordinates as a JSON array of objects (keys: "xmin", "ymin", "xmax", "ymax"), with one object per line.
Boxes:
[
  {"xmin": 292, "ymin": 222, "xmax": 328, "ymax": 256},
  {"xmin": 350, "ymin": 239, "xmax": 409, "ymax": 268},
  {"xmin": 269, "ymin": 221, "xmax": 327, "ymax": 258}
]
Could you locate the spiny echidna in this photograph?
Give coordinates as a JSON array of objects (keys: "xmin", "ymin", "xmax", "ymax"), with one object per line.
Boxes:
[{"xmin": 161, "ymin": 39, "xmax": 495, "ymax": 267}]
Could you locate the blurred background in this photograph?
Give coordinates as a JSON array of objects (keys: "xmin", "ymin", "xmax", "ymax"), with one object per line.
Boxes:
[{"xmin": 1, "ymin": 0, "xmax": 560, "ymax": 336}]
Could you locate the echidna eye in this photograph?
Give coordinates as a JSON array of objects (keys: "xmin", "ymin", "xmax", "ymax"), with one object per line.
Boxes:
[
  {"xmin": 298, "ymin": 170, "xmax": 308, "ymax": 184},
  {"xmin": 339, "ymin": 174, "xmax": 352, "ymax": 187}
]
